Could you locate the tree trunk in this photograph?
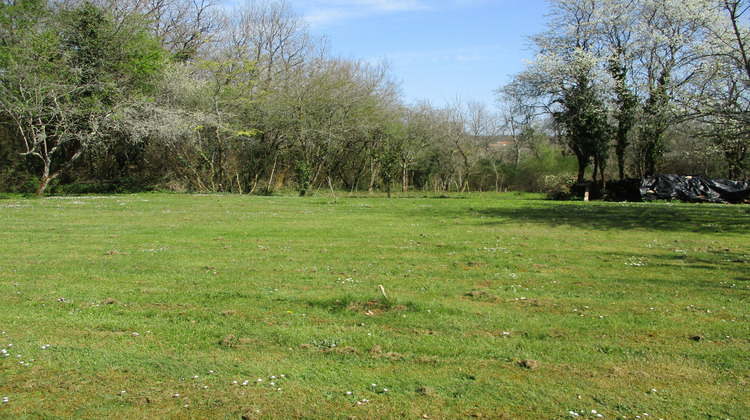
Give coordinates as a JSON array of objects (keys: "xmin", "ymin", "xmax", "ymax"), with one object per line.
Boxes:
[
  {"xmin": 235, "ymin": 172, "xmax": 243, "ymax": 194},
  {"xmin": 249, "ymin": 174, "xmax": 259, "ymax": 195},
  {"xmin": 266, "ymin": 154, "xmax": 277, "ymax": 194},
  {"xmin": 492, "ymin": 161, "xmax": 501, "ymax": 192},
  {"xmin": 401, "ymin": 165, "xmax": 408, "ymax": 192},
  {"xmin": 577, "ymin": 158, "xmax": 587, "ymax": 183},
  {"xmin": 35, "ymin": 176, "xmax": 52, "ymax": 198},
  {"xmin": 368, "ymin": 159, "xmax": 379, "ymax": 194},
  {"xmin": 592, "ymin": 158, "xmax": 599, "ymax": 183},
  {"xmin": 34, "ymin": 147, "xmax": 85, "ymax": 198},
  {"xmin": 643, "ymin": 138, "xmax": 660, "ymax": 177},
  {"xmin": 616, "ymin": 145, "xmax": 626, "ymax": 180}
]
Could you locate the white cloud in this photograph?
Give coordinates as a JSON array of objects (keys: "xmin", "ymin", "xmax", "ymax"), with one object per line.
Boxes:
[
  {"xmin": 303, "ymin": 7, "xmax": 350, "ymax": 27},
  {"xmin": 356, "ymin": 0, "xmax": 426, "ymax": 11},
  {"xmin": 382, "ymin": 44, "xmax": 504, "ymax": 67},
  {"xmin": 298, "ymin": 0, "xmax": 432, "ymax": 28},
  {"xmin": 298, "ymin": 0, "xmax": 498, "ymax": 28}
]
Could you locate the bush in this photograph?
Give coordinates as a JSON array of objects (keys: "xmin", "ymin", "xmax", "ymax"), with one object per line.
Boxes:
[
  {"xmin": 0, "ymin": 168, "xmax": 40, "ymax": 195},
  {"xmin": 543, "ymin": 174, "xmax": 577, "ymax": 200},
  {"xmin": 510, "ymin": 146, "xmax": 578, "ymax": 192},
  {"xmin": 54, "ymin": 177, "xmax": 154, "ymax": 195},
  {"xmin": 604, "ymin": 178, "xmax": 642, "ymax": 202}
]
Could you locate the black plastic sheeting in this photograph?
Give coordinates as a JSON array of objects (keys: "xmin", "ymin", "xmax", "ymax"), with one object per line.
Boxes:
[{"xmin": 640, "ymin": 175, "xmax": 750, "ymax": 203}]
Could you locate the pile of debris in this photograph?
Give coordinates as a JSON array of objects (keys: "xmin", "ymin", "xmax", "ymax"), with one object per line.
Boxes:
[{"xmin": 639, "ymin": 175, "xmax": 750, "ymax": 204}]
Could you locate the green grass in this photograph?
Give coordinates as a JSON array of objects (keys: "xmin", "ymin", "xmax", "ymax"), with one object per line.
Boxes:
[{"xmin": 0, "ymin": 192, "xmax": 748, "ymax": 419}]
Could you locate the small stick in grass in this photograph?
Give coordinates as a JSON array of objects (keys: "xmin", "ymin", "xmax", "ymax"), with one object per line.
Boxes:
[{"xmin": 379, "ymin": 284, "xmax": 387, "ymax": 299}]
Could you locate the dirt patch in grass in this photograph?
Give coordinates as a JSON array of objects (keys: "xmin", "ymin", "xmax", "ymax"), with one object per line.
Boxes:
[
  {"xmin": 416, "ymin": 386, "xmax": 436, "ymax": 396},
  {"xmin": 346, "ymin": 299, "xmax": 407, "ymax": 316},
  {"xmin": 220, "ymin": 335, "xmax": 263, "ymax": 348},
  {"xmin": 323, "ymin": 346, "xmax": 359, "ymax": 354},
  {"xmin": 464, "ymin": 290, "xmax": 499, "ymax": 302},
  {"xmin": 517, "ymin": 359, "xmax": 541, "ymax": 370}
]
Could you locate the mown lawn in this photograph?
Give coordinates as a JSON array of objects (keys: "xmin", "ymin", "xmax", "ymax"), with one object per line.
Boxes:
[{"xmin": 0, "ymin": 193, "xmax": 748, "ymax": 419}]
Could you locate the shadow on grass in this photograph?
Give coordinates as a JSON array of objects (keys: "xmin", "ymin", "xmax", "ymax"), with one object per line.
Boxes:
[
  {"xmin": 606, "ymin": 250, "xmax": 750, "ymax": 285},
  {"xmin": 473, "ymin": 201, "xmax": 750, "ymax": 234}
]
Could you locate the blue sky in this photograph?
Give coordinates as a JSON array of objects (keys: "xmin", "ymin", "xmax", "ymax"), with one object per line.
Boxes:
[{"xmin": 293, "ymin": 0, "xmax": 550, "ymax": 108}]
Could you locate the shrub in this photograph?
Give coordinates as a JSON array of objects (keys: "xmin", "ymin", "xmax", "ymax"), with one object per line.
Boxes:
[
  {"xmin": 604, "ymin": 178, "xmax": 642, "ymax": 202},
  {"xmin": 544, "ymin": 174, "xmax": 577, "ymax": 200}
]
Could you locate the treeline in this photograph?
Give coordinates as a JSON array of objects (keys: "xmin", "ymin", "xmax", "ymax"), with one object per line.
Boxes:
[
  {"xmin": 0, "ymin": 0, "xmax": 567, "ymax": 197},
  {"xmin": 1, "ymin": 0, "xmax": 748, "ymax": 198}
]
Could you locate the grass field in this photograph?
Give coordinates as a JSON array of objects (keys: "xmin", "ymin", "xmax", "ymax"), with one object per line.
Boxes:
[{"xmin": 0, "ymin": 192, "xmax": 748, "ymax": 419}]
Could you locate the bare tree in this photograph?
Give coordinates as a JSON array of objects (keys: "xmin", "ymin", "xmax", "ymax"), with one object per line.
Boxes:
[
  {"xmin": 686, "ymin": 1, "xmax": 750, "ymax": 178},
  {"xmin": 225, "ymin": 0, "xmax": 323, "ymax": 87},
  {"xmin": 87, "ymin": 0, "xmax": 221, "ymax": 61},
  {"xmin": 442, "ymin": 98, "xmax": 491, "ymax": 192}
]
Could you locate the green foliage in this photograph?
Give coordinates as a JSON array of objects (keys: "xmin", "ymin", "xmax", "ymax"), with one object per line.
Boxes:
[
  {"xmin": 639, "ymin": 71, "xmax": 672, "ymax": 177},
  {"xmin": 608, "ymin": 53, "xmax": 638, "ymax": 180},
  {"xmin": 543, "ymin": 174, "xmax": 577, "ymax": 200},
  {"xmin": 377, "ymin": 137, "xmax": 402, "ymax": 197},
  {"xmin": 294, "ymin": 160, "xmax": 313, "ymax": 196},
  {"xmin": 54, "ymin": 177, "xmax": 155, "ymax": 195},
  {"xmin": 58, "ymin": 2, "xmax": 167, "ymax": 103},
  {"xmin": 0, "ymin": 0, "xmax": 47, "ymax": 63},
  {"xmin": 553, "ymin": 70, "xmax": 612, "ymax": 183},
  {"xmin": 237, "ymin": 129, "xmax": 261, "ymax": 138},
  {"xmin": 0, "ymin": 165, "xmax": 39, "ymax": 194},
  {"xmin": 0, "ymin": 0, "xmax": 168, "ymax": 196},
  {"xmin": 506, "ymin": 145, "xmax": 578, "ymax": 192},
  {"xmin": 703, "ymin": 119, "xmax": 750, "ymax": 179},
  {"xmin": 3, "ymin": 0, "xmax": 747, "ymax": 198}
]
